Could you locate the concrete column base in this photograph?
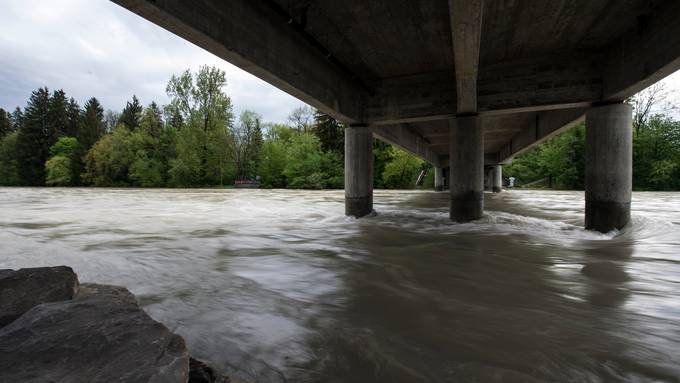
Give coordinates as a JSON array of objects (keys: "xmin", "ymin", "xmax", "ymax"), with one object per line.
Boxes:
[
  {"xmin": 585, "ymin": 103, "xmax": 632, "ymax": 232},
  {"xmin": 345, "ymin": 124, "xmax": 373, "ymax": 218},
  {"xmin": 450, "ymin": 192, "xmax": 484, "ymax": 222},
  {"xmin": 449, "ymin": 115, "xmax": 484, "ymax": 222},
  {"xmin": 585, "ymin": 200, "xmax": 631, "ymax": 233},
  {"xmin": 345, "ymin": 196, "xmax": 373, "ymax": 217}
]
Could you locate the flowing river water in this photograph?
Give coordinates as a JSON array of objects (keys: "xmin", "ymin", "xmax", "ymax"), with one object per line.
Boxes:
[{"xmin": 1, "ymin": 187, "xmax": 679, "ymax": 382}]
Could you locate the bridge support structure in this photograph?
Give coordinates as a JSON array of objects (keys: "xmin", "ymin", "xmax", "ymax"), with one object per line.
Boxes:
[
  {"xmin": 345, "ymin": 124, "xmax": 373, "ymax": 218},
  {"xmin": 434, "ymin": 167, "xmax": 444, "ymax": 191},
  {"xmin": 585, "ymin": 103, "xmax": 632, "ymax": 232},
  {"xmin": 492, "ymin": 165, "xmax": 503, "ymax": 193},
  {"xmin": 450, "ymin": 116, "xmax": 484, "ymax": 222}
]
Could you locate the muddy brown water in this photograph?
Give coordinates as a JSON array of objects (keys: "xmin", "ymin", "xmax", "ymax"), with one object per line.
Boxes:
[{"xmin": 1, "ymin": 188, "xmax": 679, "ymax": 382}]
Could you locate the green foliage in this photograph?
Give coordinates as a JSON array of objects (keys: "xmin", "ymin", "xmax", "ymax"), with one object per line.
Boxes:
[
  {"xmin": 45, "ymin": 156, "xmax": 72, "ymax": 186},
  {"xmin": 166, "ymin": 66, "xmax": 234, "ymax": 186},
  {"xmin": 507, "ymin": 116, "xmax": 680, "ymax": 191},
  {"xmin": 0, "ymin": 132, "xmax": 20, "ymax": 185},
  {"xmin": 0, "ymin": 108, "xmax": 12, "ymax": 139},
  {"xmin": 283, "ymin": 133, "xmax": 342, "ymax": 189},
  {"xmin": 312, "ymin": 110, "xmax": 344, "ymax": 157},
  {"xmin": 382, "ymin": 147, "xmax": 422, "ymax": 189},
  {"xmin": 119, "ymin": 95, "xmax": 143, "ymax": 131},
  {"xmin": 633, "ymin": 115, "xmax": 680, "ymax": 190},
  {"xmin": 82, "ymin": 125, "xmax": 135, "ymax": 186},
  {"xmin": 45, "ymin": 137, "xmax": 79, "ymax": 186},
  {"xmin": 17, "ymin": 87, "xmax": 51, "ymax": 186}
]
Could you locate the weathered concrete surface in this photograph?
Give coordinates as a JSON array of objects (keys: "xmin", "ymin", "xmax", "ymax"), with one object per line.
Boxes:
[
  {"xmin": 450, "ymin": 116, "xmax": 483, "ymax": 222},
  {"xmin": 0, "ymin": 266, "xmax": 78, "ymax": 327},
  {"xmin": 492, "ymin": 165, "xmax": 502, "ymax": 193},
  {"xmin": 434, "ymin": 167, "xmax": 444, "ymax": 191},
  {"xmin": 110, "ymin": 0, "xmax": 680, "ymax": 167},
  {"xmin": 345, "ymin": 125, "xmax": 373, "ymax": 217},
  {"xmin": 0, "ymin": 282, "xmax": 190, "ymax": 383},
  {"xmin": 585, "ymin": 103, "xmax": 633, "ymax": 232}
]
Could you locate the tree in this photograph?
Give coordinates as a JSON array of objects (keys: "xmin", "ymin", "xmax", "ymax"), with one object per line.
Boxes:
[
  {"xmin": 312, "ymin": 110, "xmax": 344, "ymax": 157},
  {"xmin": 66, "ymin": 98, "xmax": 81, "ymax": 137},
  {"xmin": 382, "ymin": 147, "xmax": 422, "ymax": 189},
  {"xmin": 283, "ymin": 133, "xmax": 342, "ymax": 189},
  {"xmin": 11, "ymin": 107, "xmax": 23, "ymax": 132},
  {"xmin": 166, "ymin": 66, "xmax": 234, "ymax": 186},
  {"xmin": 79, "ymin": 98, "xmax": 105, "ymax": 150},
  {"xmin": 229, "ymin": 110, "xmax": 263, "ymax": 180},
  {"xmin": 119, "ymin": 95, "xmax": 143, "ymax": 131},
  {"xmin": 17, "ymin": 87, "xmax": 51, "ymax": 185},
  {"xmin": 47, "ymin": 89, "xmax": 69, "ymax": 144},
  {"xmin": 629, "ymin": 83, "xmax": 678, "ymax": 136},
  {"xmin": 45, "ymin": 136, "xmax": 79, "ymax": 186},
  {"xmin": 0, "ymin": 132, "xmax": 20, "ymax": 185},
  {"xmin": 0, "ymin": 108, "xmax": 11, "ymax": 139},
  {"xmin": 287, "ymin": 105, "xmax": 315, "ymax": 133},
  {"xmin": 82, "ymin": 125, "xmax": 135, "ymax": 186}
]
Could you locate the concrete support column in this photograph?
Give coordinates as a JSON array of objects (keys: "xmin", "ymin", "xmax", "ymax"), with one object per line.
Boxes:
[
  {"xmin": 345, "ymin": 124, "xmax": 373, "ymax": 217},
  {"xmin": 492, "ymin": 165, "xmax": 502, "ymax": 193},
  {"xmin": 585, "ymin": 103, "xmax": 632, "ymax": 232},
  {"xmin": 449, "ymin": 115, "xmax": 484, "ymax": 222},
  {"xmin": 434, "ymin": 167, "xmax": 444, "ymax": 191}
]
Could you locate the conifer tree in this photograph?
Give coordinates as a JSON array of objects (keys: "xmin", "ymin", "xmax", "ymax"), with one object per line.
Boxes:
[
  {"xmin": 119, "ymin": 95, "xmax": 143, "ymax": 130},
  {"xmin": 66, "ymin": 98, "xmax": 81, "ymax": 137},
  {"xmin": 17, "ymin": 87, "xmax": 51, "ymax": 185},
  {"xmin": 47, "ymin": 89, "xmax": 69, "ymax": 145},
  {"xmin": 79, "ymin": 98, "xmax": 105, "ymax": 151},
  {"xmin": 0, "ymin": 108, "xmax": 11, "ymax": 139}
]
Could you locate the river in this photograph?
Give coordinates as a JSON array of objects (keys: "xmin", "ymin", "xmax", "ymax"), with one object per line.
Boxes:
[{"xmin": 1, "ymin": 188, "xmax": 679, "ymax": 382}]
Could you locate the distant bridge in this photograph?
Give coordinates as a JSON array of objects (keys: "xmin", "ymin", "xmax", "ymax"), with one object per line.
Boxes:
[{"xmin": 112, "ymin": 0, "xmax": 680, "ymax": 232}]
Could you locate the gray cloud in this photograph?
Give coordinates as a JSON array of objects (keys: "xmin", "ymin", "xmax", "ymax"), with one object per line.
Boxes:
[{"xmin": 0, "ymin": 0, "xmax": 304, "ymax": 123}]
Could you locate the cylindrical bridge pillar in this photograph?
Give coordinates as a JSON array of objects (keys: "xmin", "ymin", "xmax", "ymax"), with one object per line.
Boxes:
[
  {"xmin": 434, "ymin": 167, "xmax": 444, "ymax": 191},
  {"xmin": 449, "ymin": 115, "xmax": 484, "ymax": 222},
  {"xmin": 585, "ymin": 103, "xmax": 632, "ymax": 232},
  {"xmin": 345, "ymin": 124, "xmax": 373, "ymax": 217},
  {"xmin": 492, "ymin": 165, "xmax": 502, "ymax": 193}
]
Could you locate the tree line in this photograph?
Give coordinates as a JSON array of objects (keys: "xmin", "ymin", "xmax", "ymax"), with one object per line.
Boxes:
[
  {"xmin": 505, "ymin": 84, "xmax": 680, "ymax": 191},
  {"xmin": 0, "ymin": 65, "xmax": 428, "ymax": 189}
]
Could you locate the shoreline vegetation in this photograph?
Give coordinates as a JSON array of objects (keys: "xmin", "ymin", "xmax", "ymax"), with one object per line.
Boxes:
[
  {"xmin": 1, "ymin": 67, "xmax": 679, "ymax": 192},
  {"xmin": 0, "ymin": 65, "xmax": 432, "ymax": 191}
]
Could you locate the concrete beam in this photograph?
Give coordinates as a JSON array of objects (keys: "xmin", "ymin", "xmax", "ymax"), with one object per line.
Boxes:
[
  {"xmin": 373, "ymin": 124, "xmax": 444, "ymax": 167},
  {"xmin": 365, "ymin": 54, "xmax": 600, "ymax": 125},
  {"xmin": 449, "ymin": 0, "xmax": 483, "ymax": 114},
  {"xmin": 496, "ymin": 108, "xmax": 586, "ymax": 163},
  {"xmin": 111, "ymin": 0, "xmax": 366, "ymax": 123},
  {"xmin": 603, "ymin": 0, "xmax": 680, "ymax": 101}
]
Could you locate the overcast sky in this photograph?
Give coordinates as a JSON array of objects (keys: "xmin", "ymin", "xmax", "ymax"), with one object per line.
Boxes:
[
  {"xmin": 0, "ymin": 0, "xmax": 304, "ymax": 123},
  {"xmin": 1, "ymin": 0, "xmax": 679, "ymax": 123}
]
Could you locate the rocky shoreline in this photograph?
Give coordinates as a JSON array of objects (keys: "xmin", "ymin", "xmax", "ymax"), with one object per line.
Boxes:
[{"xmin": 0, "ymin": 266, "xmax": 233, "ymax": 383}]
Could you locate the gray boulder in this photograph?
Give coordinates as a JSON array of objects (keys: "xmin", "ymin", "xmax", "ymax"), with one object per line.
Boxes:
[
  {"xmin": 0, "ymin": 265, "xmax": 79, "ymax": 327},
  {"xmin": 0, "ymin": 283, "xmax": 189, "ymax": 383}
]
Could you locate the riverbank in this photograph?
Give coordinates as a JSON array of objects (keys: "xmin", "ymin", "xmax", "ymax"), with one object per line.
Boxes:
[{"xmin": 0, "ymin": 266, "xmax": 235, "ymax": 383}]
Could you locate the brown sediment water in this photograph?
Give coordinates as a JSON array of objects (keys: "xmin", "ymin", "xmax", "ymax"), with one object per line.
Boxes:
[{"xmin": 1, "ymin": 188, "xmax": 679, "ymax": 382}]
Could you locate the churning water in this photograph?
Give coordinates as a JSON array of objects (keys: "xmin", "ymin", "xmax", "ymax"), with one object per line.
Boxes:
[{"xmin": 1, "ymin": 188, "xmax": 679, "ymax": 382}]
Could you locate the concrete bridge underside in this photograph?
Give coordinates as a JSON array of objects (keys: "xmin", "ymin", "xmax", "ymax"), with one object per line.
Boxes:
[{"xmin": 113, "ymin": 0, "xmax": 680, "ymax": 232}]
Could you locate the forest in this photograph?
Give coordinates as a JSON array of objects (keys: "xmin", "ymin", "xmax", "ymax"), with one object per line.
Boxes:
[
  {"xmin": 0, "ymin": 65, "xmax": 427, "ymax": 189},
  {"xmin": 505, "ymin": 84, "xmax": 680, "ymax": 191},
  {"xmin": 2, "ymin": 65, "xmax": 678, "ymax": 191}
]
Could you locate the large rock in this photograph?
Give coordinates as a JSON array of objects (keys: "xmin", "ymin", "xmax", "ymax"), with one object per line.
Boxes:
[
  {"xmin": 0, "ymin": 266, "xmax": 79, "ymax": 327},
  {"xmin": 0, "ymin": 283, "xmax": 189, "ymax": 383}
]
